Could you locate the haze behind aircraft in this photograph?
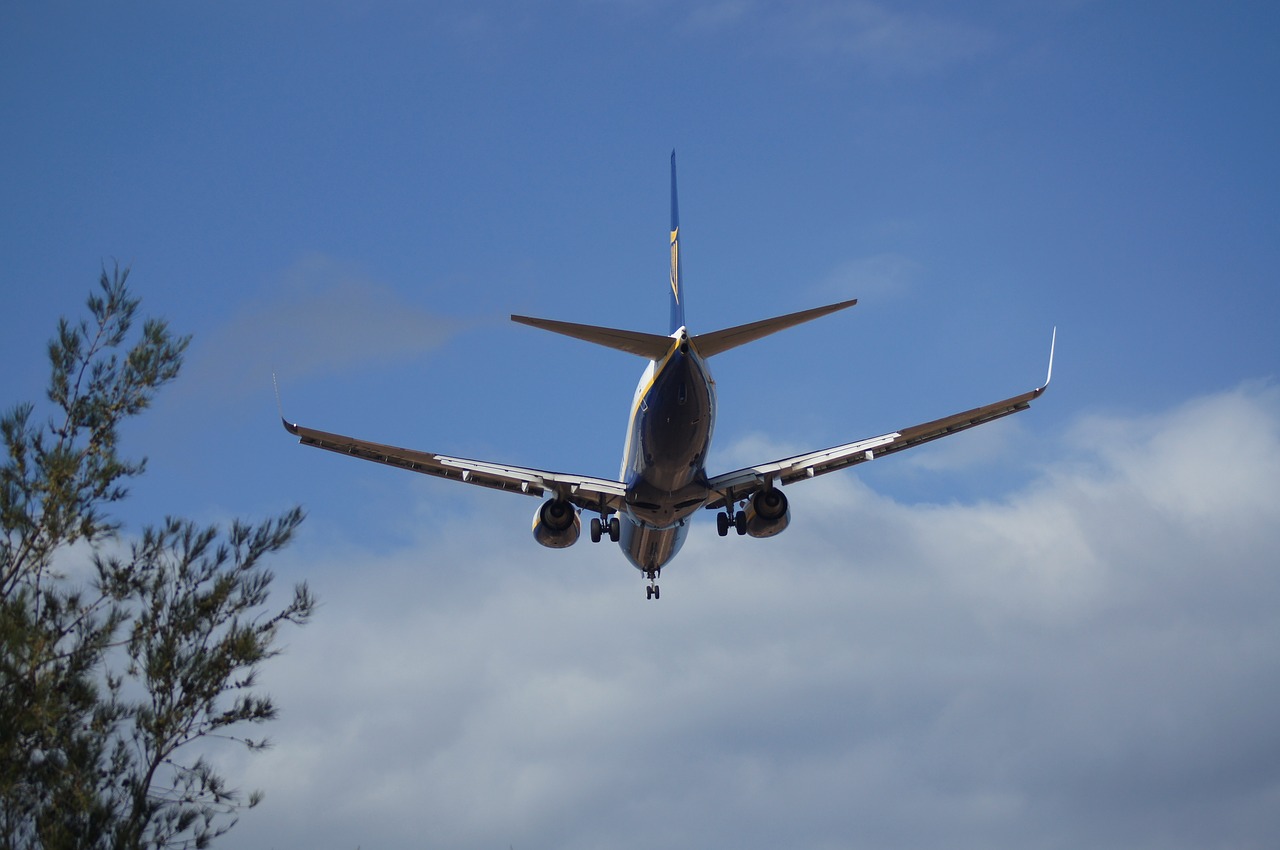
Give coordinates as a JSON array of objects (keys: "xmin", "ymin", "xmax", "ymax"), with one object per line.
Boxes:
[{"xmin": 283, "ymin": 152, "xmax": 1054, "ymax": 599}]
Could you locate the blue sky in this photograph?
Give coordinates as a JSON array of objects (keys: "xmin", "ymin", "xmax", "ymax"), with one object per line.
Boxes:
[{"xmin": 3, "ymin": 2, "xmax": 1279, "ymax": 848}]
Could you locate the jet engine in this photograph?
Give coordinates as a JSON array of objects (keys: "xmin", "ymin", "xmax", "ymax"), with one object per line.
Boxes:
[
  {"xmin": 531, "ymin": 498, "xmax": 581, "ymax": 548},
  {"xmin": 743, "ymin": 488, "xmax": 790, "ymax": 538}
]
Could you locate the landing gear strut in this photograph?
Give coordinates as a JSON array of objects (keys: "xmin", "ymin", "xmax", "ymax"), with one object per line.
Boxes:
[{"xmin": 645, "ymin": 569, "xmax": 661, "ymax": 600}]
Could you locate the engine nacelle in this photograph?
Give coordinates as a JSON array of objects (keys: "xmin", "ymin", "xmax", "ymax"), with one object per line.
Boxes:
[
  {"xmin": 743, "ymin": 488, "xmax": 790, "ymax": 538},
  {"xmin": 531, "ymin": 498, "xmax": 581, "ymax": 548}
]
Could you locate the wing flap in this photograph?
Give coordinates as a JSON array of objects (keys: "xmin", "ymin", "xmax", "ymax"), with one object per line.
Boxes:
[
  {"xmin": 283, "ymin": 420, "xmax": 627, "ymax": 513},
  {"xmin": 706, "ymin": 330, "xmax": 1055, "ymax": 507},
  {"xmin": 706, "ymin": 387, "xmax": 1041, "ymax": 507}
]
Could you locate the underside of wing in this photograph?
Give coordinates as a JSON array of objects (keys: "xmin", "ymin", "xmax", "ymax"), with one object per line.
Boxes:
[
  {"xmin": 691, "ymin": 299, "xmax": 858, "ymax": 358},
  {"xmin": 282, "ymin": 420, "xmax": 627, "ymax": 515},
  {"xmin": 510, "ymin": 315, "xmax": 674, "ymax": 360},
  {"xmin": 706, "ymin": 331, "xmax": 1055, "ymax": 508}
]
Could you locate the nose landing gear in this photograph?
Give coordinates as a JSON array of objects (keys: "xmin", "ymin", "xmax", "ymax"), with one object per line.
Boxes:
[{"xmin": 645, "ymin": 569, "xmax": 661, "ymax": 600}]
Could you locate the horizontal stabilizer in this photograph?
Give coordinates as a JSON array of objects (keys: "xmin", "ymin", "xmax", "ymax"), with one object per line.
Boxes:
[
  {"xmin": 512, "ymin": 314, "xmax": 674, "ymax": 360},
  {"xmin": 691, "ymin": 298, "xmax": 858, "ymax": 358}
]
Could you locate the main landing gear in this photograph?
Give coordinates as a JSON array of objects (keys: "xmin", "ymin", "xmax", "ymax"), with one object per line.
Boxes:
[
  {"xmin": 645, "ymin": 569, "xmax": 661, "ymax": 600},
  {"xmin": 590, "ymin": 515, "xmax": 621, "ymax": 543},
  {"xmin": 716, "ymin": 504, "xmax": 748, "ymax": 537}
]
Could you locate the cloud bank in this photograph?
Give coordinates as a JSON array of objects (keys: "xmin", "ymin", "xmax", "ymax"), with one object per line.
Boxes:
[{"xmin": 231, "ymin": 382, "xmax": 1280, "ymax": 849}]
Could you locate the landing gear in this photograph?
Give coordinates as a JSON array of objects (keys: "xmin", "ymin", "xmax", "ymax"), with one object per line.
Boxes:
[
  {"xmin": 645, "ymin": 569, "xmax": 661, "ymax": 600},
  {"xmin": 590, "ymin": 515, "xmax": 621, "ymax": 543},
  {"xmin": 716, "ymin": 504, "xmax": 748, "ymax": 537}
]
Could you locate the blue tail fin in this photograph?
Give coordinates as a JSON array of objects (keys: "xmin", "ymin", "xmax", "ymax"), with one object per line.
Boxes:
[{"xmin": 669, "ymin": 150, "xmax": 685, "ymax": 334}]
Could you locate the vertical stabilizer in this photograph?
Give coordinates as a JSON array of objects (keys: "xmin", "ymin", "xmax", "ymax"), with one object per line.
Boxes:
[{"xmin": 669, "ymin": 150, "xmax": 685, "ymax": 334}]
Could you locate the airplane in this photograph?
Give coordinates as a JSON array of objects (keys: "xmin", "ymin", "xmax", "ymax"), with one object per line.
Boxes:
[{"xmin": 282, "ymin": 152, "xmax": 1054, "ymax": 600}]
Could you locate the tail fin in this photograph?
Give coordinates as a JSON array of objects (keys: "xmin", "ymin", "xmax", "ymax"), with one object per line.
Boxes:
[
  {"xmin": 669, "ymin": 150, "xmax": 685, "ymax": 334},
  {"xmin": 512, "ymin": 153, "xmax": 858, "ymax": 362}
]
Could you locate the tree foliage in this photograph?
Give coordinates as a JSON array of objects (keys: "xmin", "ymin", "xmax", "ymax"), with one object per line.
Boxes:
[{"xmin": 0, "ymin": 267, "xmax": 314, "ymax": 849}]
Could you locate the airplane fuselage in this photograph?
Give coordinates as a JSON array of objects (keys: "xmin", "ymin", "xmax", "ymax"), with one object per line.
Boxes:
[{"xmin": 618, "ymin": 329, "xmax": 716, "ymax": 573}]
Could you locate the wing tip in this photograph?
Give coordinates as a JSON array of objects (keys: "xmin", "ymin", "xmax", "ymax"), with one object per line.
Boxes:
[
  {"xmin": 1029, "ymin": 326, "xmax": 1056, "ymax": 400},
  {"xmin": 1042, "ymin": 326, "xmax": 1056, "ymax": 391},
  {"xmin": 273, "ymin": 372, "xmax": 302, "ymax": 435}
]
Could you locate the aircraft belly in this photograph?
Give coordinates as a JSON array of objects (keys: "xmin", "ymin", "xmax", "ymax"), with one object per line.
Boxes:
[
  {"xmin": 634, "ymin": 354, "xmax": 714, "ymax": 481},
  {"xmin": 622, "ymin": 349, "xmax": 716, "ymax": 528},
  {"xmin": 619, "ymin": 519, "xmax": 688, "ymax": 573}
]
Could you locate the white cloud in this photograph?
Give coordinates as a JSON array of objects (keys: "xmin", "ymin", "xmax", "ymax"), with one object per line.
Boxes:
[
  {"xmin": 685, "ymin": 0, "xmax": 761, "ymax": 32},
  {"xmin": 678, "ymin": 0, "xmax": 995, "ymax": 76},
  {"xmin": 818, "ymin": 252, "xmax": 923, "ymax": 301},
  {"xmin": 226, "ymin": 382, "xmax": 1280, "ymax": 849},
  {"xmin": 790, "ymin": 1, "xmax": 996, "ymax": 75},
  {"xmin": 178, "ymin": 254, "xmax": 461, "ymax": 405}
]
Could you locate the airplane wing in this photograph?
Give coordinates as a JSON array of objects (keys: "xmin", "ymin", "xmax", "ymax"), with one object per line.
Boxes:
[
  {"xmin": 281, "ymin": 420, "xmax": 628, "ymax": 515},
  {"xmin": 705, "ymin": 330, "xmax": 1056, "ymax": 509}
]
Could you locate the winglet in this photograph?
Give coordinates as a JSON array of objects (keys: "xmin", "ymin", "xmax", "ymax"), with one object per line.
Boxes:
[
  {"xmin": 274, "ymin": 373, "xmax": 300, "ymax": 435},
  {"xmin": 1034, "ymin": 327, "xmax": 1056, "ymax": 398},
  {"xmin": 1046, "ymin": 327, "xmax": 1056, "ymax": 387}
]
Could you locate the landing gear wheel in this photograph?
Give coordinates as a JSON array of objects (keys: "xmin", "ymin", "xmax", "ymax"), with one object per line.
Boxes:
[
  {"xmin": 592, "ymin": 515, "xmax": 620, "ymax": 543},
  {"xmin": 735, "ymin": 511, "xmax": 747, "ymax": 536},
  {"xmin": 717, "ymin": 511, "xmax": 730, "ymax": 537}
]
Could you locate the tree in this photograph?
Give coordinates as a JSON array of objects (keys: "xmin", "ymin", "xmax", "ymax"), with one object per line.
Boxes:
[{"xmin": 0, "ymin": 267, "xmax": 315, "ymax": 849}]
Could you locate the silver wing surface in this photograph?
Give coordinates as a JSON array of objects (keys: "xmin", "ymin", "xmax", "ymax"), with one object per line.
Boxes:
[
  {"xmin": 281, "ymin": 420, "xmax": 628, "ymax": 515},
  {"xmin": 706, "ymin": 330, "xmax": 1055, "ymax": 509}
]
